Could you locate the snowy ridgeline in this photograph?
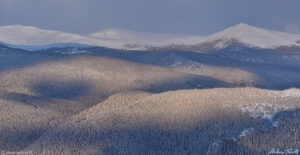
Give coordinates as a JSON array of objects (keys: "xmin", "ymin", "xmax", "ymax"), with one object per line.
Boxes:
[
  {"xmin": 1, "ymin": 23, "xmax": 300, "ymax": 51},
  {"xmin": 0, "ymin": 42, "xmax": 92, "ymax": 52}
]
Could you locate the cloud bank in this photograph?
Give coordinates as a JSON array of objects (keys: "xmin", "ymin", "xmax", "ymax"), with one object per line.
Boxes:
[{"xmin": 0, "ymin": 0, "xmax": 299, "ymax": 34}]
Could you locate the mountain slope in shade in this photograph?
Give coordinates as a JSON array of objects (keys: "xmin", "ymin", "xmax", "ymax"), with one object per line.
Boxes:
[{"xmin": 1, "ymin": 23, "xmax": 300, "ymax": 51}]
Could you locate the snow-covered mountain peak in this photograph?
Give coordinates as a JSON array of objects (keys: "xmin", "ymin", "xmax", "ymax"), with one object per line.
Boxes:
[
  {"xmin": 227, "ymin": 23, "xmax": 259, "ymax": 30},
  {"xmin": 214, "ymin": 23, "xmax": 282, "ymax": 38},
  {"xmin": 0, "ymin": 25, "xmax": 60, "ymax": 35},
  {"xmin": 1, "ymin": 23, "xmax": 300, "ymax": 51},
  {"xmin": 207, "ymin": 23, "xmax": 300, "ymax": 49},
  {"xmin": 0, "ymin": 25, "xmax": 101, "ymax": 50}
]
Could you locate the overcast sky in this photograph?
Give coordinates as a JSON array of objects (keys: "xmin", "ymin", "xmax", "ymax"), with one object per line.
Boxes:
[{"xmin": 0, "ymin": 0, "xmax": 300, "ymax": 35}]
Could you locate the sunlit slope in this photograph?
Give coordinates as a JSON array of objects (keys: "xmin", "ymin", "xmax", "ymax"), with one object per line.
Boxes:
[
  {"xmin": 0, "ymin": 53, "xmax": 227, "ymax": 152},
  {"xmin": 0, "ymin": 54, "xmax": 224, "ymax": 115},
  {"xmin": 0, "ymin": 98, "xmax": 64, "ymax": 152},
  {"xmin": 23, "ymin": 88, "xmax": 300, "ymax": 154},
  {"xmin": 76, "ymin": 46, "xmax": 300, "ymax": 89}
]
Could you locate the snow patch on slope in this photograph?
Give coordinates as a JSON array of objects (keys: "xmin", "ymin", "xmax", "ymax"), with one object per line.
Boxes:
[
  {"xmin": 270, "ymin": 88, "xmax": 300, "ymax": 98},
  {"xmin": 281, "ymin": 88, "xmax": 300, "ymax": 97},
  {"xmin": 239, "ymin": 128, "xmax": 254, "ymax": 138},
  {"xmin": 239, "ymin": 103, "xmax": 295, "ymax": 121}
]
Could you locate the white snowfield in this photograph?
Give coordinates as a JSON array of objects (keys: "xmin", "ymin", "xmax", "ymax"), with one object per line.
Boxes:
[{"xmin": 0, "ymin": 23, "xmax": 300, "ymax": 51}]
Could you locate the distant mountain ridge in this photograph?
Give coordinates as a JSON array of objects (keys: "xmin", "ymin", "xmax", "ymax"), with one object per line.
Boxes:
[{"xmin": 1, "ymin": 23, "xmax": 300, "ymax": 52}]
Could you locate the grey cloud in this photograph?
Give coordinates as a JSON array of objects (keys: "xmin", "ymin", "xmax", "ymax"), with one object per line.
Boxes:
[{"xmin": 0, "ymin": 0, "xmax": 300, "ymax": 34}]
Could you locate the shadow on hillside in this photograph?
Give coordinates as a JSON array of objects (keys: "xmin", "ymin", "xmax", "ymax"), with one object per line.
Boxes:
[
  {"xmin": 2, "ymin": 85, "xmax": 300, "ymax": 154},
  {"xmin": 2, "ymin": 92, "xmax": 49, "ymax": 108},
  {"xmin": 2, "ymin": 75, "xmax": 228, "ymax": 109},
  {"xmin": 0, "ymin": 128, "xmax": 46, "ymax": 152},
  {"xmin": 89, "ymin": 47, "xmax": 300, "ymax": 90},
  {"xmin": 32, "ymin": 81, "xmax": 91, "ymax": 100},
  {"xmin": 6, "ymin": 109, "xmax": 297, "ymax": 154},
  {"xmin": 0, "ymin": 45, "xmax": 68, "ymax": 72},
  {"xmin": 222, "ymin": 108, "xmax": 300, "ymax": 154},
  {"xmin": 140, "ymin": 75, "xmax": 229, "ymax": 93},
  {"xmin": 2, "ymin": 80, "xmax": 92, "ymax": 109},
  {"xmin": 1, "ymin": 46, "xmax": 300, "ymax": 154},
  {"xmin": 2, "ymin": 45, "xmax": 300, "ymax": 90},
  {"xmin": 1, "ymin": 110, "xmax": 262, "ymax": 154}
]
